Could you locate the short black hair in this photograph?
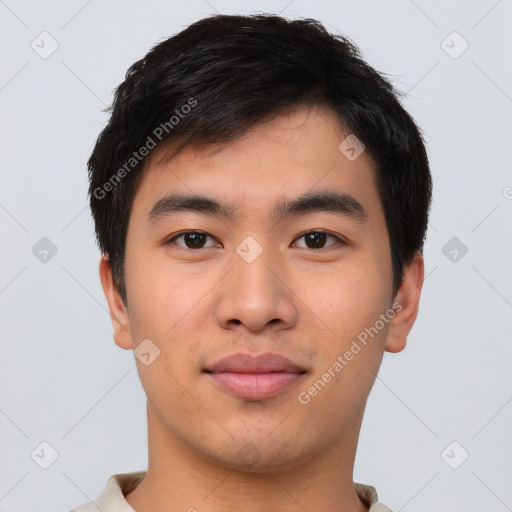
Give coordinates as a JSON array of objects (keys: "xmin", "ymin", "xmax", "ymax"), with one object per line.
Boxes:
[{"xmin": 88, "ymin": 13, "xmax": 432, "ymax": 305}]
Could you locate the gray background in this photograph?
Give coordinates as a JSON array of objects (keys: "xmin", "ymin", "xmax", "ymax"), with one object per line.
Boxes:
[{"xmin": 1, "ymin": 0, "xmax": 511, "ymax": 511}]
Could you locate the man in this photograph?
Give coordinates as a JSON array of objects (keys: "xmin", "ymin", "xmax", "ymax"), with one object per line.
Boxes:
[{"xmin": 72, "ymin": 13, "xmax": 432, "ymax": 512}]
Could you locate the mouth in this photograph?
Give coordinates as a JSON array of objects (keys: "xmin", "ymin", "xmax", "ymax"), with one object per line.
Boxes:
[{"xmin": 203, "ymin": 352, "xmax": 307, "ymax": 400}]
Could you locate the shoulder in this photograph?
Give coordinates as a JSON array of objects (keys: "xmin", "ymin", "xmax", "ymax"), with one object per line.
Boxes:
[
  {"xmin": 355, "ymin": 482, "xmax": 394, "ymax": 512},
  {"xmin": 68, "ymin": 471, "xmax": 146, "ymax": 512}
]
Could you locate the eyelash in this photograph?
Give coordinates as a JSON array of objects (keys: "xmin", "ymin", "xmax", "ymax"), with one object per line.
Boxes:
[{"xmin": 164, "ymin": 230, "xmax": 346, "ymax": 251}]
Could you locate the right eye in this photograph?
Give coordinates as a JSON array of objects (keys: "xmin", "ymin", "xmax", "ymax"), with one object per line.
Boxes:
[{"xmin": 165, "ymin": 231, "xmax": 220, "ymax": 250}]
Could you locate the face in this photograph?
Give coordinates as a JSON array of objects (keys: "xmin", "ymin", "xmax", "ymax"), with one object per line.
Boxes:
[{"xmin": 101, "ymin": 105, "xmax": 423, "ymax": 473}]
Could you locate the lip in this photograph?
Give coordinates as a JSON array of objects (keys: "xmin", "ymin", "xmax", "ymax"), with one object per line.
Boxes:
[{"xmin": 204, "ymin": 352, "xmax": 307, "ymax": 400}]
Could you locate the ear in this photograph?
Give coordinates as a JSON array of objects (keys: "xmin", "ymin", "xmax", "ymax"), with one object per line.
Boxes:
[
  {"xmin": 99, "ymin": 254, "xmax": 134, "ymax": 350},
  {"xmin": 385, "ymin": 250, "xmax": 425, "ymax": 353}
]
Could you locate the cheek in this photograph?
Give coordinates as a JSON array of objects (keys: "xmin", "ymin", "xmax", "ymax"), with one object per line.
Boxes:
[
  {"xmin": 306, "ymin": 258, "xmax": 389, "ymax": 335},
  {"xmin": 124, "ymin": 248, "xmax": 208, "ymax": 340},
  {"xmin": 301, "ymin": 260, "xmax": 391, "ymax": 410},
  {"xmin": 124, "ymin": 253, "xmax": 215, "ymax": 399}
]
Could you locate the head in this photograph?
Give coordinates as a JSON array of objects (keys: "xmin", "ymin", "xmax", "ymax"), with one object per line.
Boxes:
[{"xmin": 90, "ymin": 14, "xmax": 431, "ymax": 472}]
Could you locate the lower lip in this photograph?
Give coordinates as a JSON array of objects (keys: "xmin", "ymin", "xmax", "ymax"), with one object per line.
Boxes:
[{"xmin": 206, "ymin": 371, "xmax": 305, "ymax": 400}]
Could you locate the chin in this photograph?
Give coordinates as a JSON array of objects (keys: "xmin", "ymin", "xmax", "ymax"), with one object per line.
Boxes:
[{"xmin": 207, "ymin": 437, "xmax": 307, "ymax": 474}]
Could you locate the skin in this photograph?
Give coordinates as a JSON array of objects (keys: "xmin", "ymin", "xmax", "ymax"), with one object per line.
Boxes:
[{"xmin": 99, "ymin": 104, "xmax": 424, "ymax": 512}]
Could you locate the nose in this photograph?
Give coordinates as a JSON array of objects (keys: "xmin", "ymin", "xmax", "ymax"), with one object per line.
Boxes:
[{"xmin": 215, "ymin": 244, "xmax": 298, "ymax": 333}]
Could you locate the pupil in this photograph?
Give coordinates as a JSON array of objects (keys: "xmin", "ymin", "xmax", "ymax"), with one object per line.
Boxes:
[
  {"xmin": 186, "ymin": 233, "xmax": 205, "ymax": 248},
  {"xmin": 306, "ymin": 232, "xmax": 326, "ymax": 248}
]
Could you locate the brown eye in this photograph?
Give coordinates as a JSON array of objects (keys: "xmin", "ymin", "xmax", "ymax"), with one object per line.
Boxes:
[
  {"xmin": 167, "ymin": 231, "xmax": 217, "ymax": 249},
  {"xmin": 166, "ymin": 230, "xmax": 344, "ymax": 251},
  {"xmin": 293, "ymin": 231, "xmax": 344, "ymax": 250}
]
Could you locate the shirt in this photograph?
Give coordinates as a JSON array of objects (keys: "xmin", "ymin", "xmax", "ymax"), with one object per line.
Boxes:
[{"xmin": 70, "ymin": 471, "xmax": 394, "ymax": 511}]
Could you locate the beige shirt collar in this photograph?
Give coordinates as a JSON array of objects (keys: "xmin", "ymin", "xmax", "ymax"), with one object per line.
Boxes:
[{"xmin": 70, "ymin": 471, "xmax": 394, "ymax": 512}]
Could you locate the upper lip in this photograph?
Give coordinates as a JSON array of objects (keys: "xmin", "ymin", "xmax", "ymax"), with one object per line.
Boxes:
[{"xmin": 204, "ymin": 352, "xmax": 306, "ymax": 374}]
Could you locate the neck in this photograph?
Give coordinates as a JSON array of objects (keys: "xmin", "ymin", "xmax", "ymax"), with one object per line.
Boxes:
[{"xmin": 125, "ymin": 402, "xmax": 369, "ymax": 512}]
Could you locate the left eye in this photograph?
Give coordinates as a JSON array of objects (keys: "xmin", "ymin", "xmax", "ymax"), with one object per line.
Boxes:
[
  {"xmin": 166, "ymin": 230, "xmax": 343, "ymax": 250},
  {"xmin": 292, "ymin": 231, "xmax": 343, "ymax": 250}
]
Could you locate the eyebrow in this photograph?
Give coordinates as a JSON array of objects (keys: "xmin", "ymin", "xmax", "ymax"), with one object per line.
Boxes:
[{"xmin": 147, "ymin": 189, "xmax": 368, "ymax": 225}]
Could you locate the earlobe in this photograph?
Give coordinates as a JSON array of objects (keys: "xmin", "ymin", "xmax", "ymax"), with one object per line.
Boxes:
[
  {"xmin": 385, "ymin": 251, "xmax": 425, "ymax": 353},
  {"xmin": 98, "ymin": 254, "xmax": 134, "ymax": 350}
]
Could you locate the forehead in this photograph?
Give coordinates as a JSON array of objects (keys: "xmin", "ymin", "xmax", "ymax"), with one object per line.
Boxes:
[{"xmin": 131, "ymin": 105, "xmax": 383, "ymax": 224}]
